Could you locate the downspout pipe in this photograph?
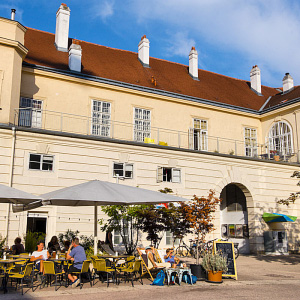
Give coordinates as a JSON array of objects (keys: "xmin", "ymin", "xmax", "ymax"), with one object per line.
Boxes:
[
  {"xmin": 6, "ymin": 126, "xmax": 16, "ymax": 245},
  {"xmin": 294, "ymin": 112, "xmax": 300, "ymax": 163}
]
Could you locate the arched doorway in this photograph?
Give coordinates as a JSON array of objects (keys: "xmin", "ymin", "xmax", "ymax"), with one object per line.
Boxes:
[{"xmin": 220, "ymin": 183, "xmax": 250, "ymax": 254}]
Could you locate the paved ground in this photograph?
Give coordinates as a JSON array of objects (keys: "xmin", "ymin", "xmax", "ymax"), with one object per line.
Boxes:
[{"xmin": 2, "ymin": 255, "xmax": 300, "ymax": 300}]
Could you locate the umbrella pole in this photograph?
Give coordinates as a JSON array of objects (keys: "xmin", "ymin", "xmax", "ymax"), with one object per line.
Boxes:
[{"xmin": 94, "ymin": 205, "xmax": 98, "ymax": 256}]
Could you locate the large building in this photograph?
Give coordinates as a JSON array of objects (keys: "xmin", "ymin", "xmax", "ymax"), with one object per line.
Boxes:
[{"xmin": 1, "ymin": 4, "xmax": 300, "ymax": 253}]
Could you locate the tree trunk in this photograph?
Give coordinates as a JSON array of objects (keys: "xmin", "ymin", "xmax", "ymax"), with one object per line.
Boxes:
[{"xmin": 196, "ymin": 232, "xmax": 200, "ymax": 265}]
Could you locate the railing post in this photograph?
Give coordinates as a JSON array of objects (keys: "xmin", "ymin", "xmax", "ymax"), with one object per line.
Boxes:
[
  {"xmin": 111, "ymin": 121, "xmax": 114, "ymax": 139},
  {"xmin": 157, "ymin": 128, "xmax": 159, "ymax": 144},
  {"xmin": 235, "ymin": 141, "xmax": 237, "ymax": 156},
  {"xmin": 217, "ymin": 137, "xmax": 219, "ymax": 153},
  {"xmin": 60, "ymin": 112, "xmax": 63, "ymax": 131},
  {"xmin": 178, "ymin": 132, "xmax": 181, "ymax": 148}
]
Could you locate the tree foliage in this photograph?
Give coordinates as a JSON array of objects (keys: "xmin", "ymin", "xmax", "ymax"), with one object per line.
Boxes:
[
  {"xmin": 100, "ymin": 205, "xmax": 145, "ymax": 255},
  {"xmin": 277, "ymin": 171, "xmax": 300, "ymax": 206},
  {"xmin": 181, "ymin": 190, "xmax": 221, "ymax": 264}
]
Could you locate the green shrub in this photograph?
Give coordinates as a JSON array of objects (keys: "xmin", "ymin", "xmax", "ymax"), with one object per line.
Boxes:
[{"xmin": 24, "ymin": 231, "xmax": 45, "ymax": 253}]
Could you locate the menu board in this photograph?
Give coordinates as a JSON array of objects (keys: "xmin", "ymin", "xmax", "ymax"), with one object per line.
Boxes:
[{"xmin": 214, "ymin": 241, "xmax": 237, "ymax": 280}]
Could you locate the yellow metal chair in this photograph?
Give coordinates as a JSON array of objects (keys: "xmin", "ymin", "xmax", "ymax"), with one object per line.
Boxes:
[
  {"xmin": 42, "ymin": 261, "xmax": 65, "ymax": 291},
  {"xmin": 8, "ymin": 262, "xmax": 34, "ymax": 295},
  {"xmin": 120, "ymin": 259, "xmax": 143, "ymax": 287},
  {"xmin": 69, "ymin": 260, "xmax": 92, "ymax": 289},
  {"xmin": 92, "ymin": 258, "xmax": 116, "ymax": 287}
]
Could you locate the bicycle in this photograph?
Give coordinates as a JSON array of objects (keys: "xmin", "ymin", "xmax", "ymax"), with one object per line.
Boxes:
[
  {"xmin": 175, "ymin": 239, "xmax": 197, "ymax": 258},
  {"xmin": 217, "ymin": 238, "xmax": 239, "ymax": 259}
]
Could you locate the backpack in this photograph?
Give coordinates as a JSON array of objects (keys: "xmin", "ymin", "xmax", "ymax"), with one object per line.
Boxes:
[
  {"xmin": 182, "ymin": 274, "xmax": 197, "ymax": 284},
  {"xmin": 151, "ymin": 270, "xmax": 165, "ymax": 286}
]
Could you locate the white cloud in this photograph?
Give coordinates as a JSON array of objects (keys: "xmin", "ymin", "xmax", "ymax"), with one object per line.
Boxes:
[
  {"xmin": 128, "ymin": 0, "xmax": 300, "ymax": 86},
  {"xmin": 93, "ymin": 0, "xmax": 114, "ymax": 22}
]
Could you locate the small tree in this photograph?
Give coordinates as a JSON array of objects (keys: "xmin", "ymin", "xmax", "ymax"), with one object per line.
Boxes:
[
  {"xmin": 277, "ymin": 171, "xmax": 300, "ymax": 206},
  {"xmin": 100, "ymin": 205, "xmax": 144, "ymax": 255},
  {"xmin": 136, "ymin": 205, "xmax": 166, "ymax": 248},
  {"xmin": 181, "ymin": 190, "xmax": 221, "ymax": 264}
]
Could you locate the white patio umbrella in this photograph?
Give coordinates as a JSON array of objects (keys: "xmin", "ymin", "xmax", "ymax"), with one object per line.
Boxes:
[
  {"xmin": 0, "ymin": 183, "xmax": 42, "ymax": 206},
  {"xmin": 41, "ymin": 180, "xmax": 187, "ymax": 254}
]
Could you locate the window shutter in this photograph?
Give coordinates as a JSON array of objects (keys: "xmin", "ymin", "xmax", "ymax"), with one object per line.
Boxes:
[
  {"xmin": 157, "ymin": 167, "xmax": 163, "ymax": 183},
  {"xmin": 172, "ymin": 168, "xmax": 181, "ymax": 183},
  {"xmin": 188, "ymin": 127, "xmax": 194, "ymax": 150}
]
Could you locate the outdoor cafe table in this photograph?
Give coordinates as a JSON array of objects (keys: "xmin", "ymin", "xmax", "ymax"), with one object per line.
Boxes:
[
  {"xmin": 0, "ymin": 259, "xmax": 23, "ymax": 293},
  {"xmin": 8, "ymin": 255, "xmax": 31, "ymax": 260},
  {"xmin": 48, "ymin": 258, "xmax": 72, "ymax": 287},
  {"xmin": 97, "ymin": 255, "xmax": 129, "ymax": 284}
]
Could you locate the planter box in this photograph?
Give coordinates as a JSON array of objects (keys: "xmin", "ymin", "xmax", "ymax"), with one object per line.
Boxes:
[{"xmin": 190, "ymin": 264, "xmax": 206, "ymax": 281}]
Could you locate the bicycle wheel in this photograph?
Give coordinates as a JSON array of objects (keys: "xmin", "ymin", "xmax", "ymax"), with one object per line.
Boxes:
[
  {"xmin": 175, "ymin": 246, "xmax": 188, "ymax": 257},
  {"xmin": 234, "ymin": 246, "xmax": 239, "ymax": 259}
]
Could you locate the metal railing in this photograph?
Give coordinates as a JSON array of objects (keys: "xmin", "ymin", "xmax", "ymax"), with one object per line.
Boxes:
[{"xmin": 14, "ymin": 108, "xmax": 299, "ymax": 164}]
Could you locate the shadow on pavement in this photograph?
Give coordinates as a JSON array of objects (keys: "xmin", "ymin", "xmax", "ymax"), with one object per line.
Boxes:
[{"xmin": 251, "ymin": 254, "xmax": 300, "ymax": 265}]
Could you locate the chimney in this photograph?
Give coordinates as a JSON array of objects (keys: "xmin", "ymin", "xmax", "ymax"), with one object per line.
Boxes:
[
  {"xmin": 282, "ymin": 73, "xmax": 294, "ymax": 93},
  {"xmin": 11, "ymin": 9, "xmax": 16, "ymax": 20},
  {"xmin": 69, "ymin": 40, "xmax": 82, "ymax": 72},
  {"xmin": 55, "ymin": 3, "xmax": 70, "ymax": 52},
  {"xmin": 250, "ymin": 65, "xmax": 262, "ymax": 95},
  {"xmin": 138, "ymin": 35, "xmax": 150, "ymax": 67},
  {"xmin": 189, "ymin": 46, "xmax": 198, "ymax": 80}
]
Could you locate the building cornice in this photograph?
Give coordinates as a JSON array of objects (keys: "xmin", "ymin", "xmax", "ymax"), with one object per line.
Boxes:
[
  {"xmin": 1, "ymin": 123, "xmax": 298, "ymax": 167},
  {"xmin": 0, "ymin": 16, "xmax": 27, "ymax": 33},
  {"xmin": 22, "ymin": 63, "xmax": 261, "ymax": 119},
  {"xmin": 0, "ymin": 37, "xmax": 28, "ymax": 58}
]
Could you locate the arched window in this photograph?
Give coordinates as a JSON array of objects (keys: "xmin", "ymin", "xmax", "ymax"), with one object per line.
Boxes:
[{"xmin": 268, "ymin": 121, "xmax": 293, "ymax": 155}]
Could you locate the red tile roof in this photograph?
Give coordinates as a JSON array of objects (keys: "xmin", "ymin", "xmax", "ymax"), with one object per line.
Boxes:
[{"xmin": 24, "ymin": 28, "xmax": 282, "ymax": 111}]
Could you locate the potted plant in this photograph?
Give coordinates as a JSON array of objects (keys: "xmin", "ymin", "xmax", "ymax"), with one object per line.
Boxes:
[
  {"xmin": 201, "ymin": 250, "xmax": 228, "ymax": 283},
  {"xmin": 181, "ymin": 190, "xmax": 221, "ymax": 280}
]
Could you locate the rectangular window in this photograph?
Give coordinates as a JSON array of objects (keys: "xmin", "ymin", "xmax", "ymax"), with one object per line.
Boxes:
[
  {"xmin": 113, "ymin": 163, "xmax": 133, "ymax": 179},
  {"xmin": 19, "ymin": 97, "xmax": 43, "ymax": 128},
  {"xmin": 244, "ymin": 127, "xmax": 257, "ymax": 157},
  {"xmin": 134, "ymin": 108, "xmax": 151, "ymax": 142},
  {"xmin": 113, "ymin": 220, "xmax": 129, "ymax": 245},
  {"xmin": 165, "ymin": 231, "xmax": 180, "ymax": 246},
  {"xmin": 157, "ymin": 167, "xmax": 181, "ymax": 183},
  {"xmin": 189, "ymin": 119, "xmax": 208, "ymax": 151},
  {"xmin": 92, "ymin": 100, "xmax": 111, "ymax": 137},
  {"xmin": 29, "ymin": 154, "xmax": 54, "ymax": 171}
]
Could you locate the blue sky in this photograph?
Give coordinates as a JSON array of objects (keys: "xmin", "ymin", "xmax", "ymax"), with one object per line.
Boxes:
[{"xmin": 1, "ymin": 0, "xmax": 300, "ymax": 88}]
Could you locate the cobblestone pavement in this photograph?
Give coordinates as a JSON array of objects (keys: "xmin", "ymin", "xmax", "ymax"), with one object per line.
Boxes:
[{"xmin": 2, "ymin": 255, "xmax": 300, "ymax": 300}]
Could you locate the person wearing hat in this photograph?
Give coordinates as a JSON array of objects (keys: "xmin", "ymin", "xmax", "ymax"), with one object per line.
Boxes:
[{"xmin": 144, "ymin": 246, "xmax": 170, "ymax": 269}]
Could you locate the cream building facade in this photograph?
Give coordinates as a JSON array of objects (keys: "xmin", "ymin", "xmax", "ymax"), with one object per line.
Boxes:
[{"xmin": 1, "ymin": 4, "xmax": 300, "ymax": 253}]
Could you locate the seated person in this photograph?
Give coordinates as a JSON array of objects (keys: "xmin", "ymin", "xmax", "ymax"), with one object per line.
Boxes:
[
  {"xmin": 62, "ymin": 240, "xmax": 70, "ymax": 253},
  {"xmin": 47, "ymin": 235, "xmax": 61, "ymax": 255},
  {"xmin": 164, "ymin": 248, "xmax": 186, "ymax": 268},
  {"xmin": 66, "ymin": 237, "xmax": 86, "ymax": 288},
  {"xmin": 144, "ymin": 246, "xmax": 170, "ymax": 269},
  {"xmin": 30, "ymin": 241, "xmax": 50, "ymax": 274},
  {"xmin": 11, "ymin": 237, "xmax": 25, "ymax": 255}
]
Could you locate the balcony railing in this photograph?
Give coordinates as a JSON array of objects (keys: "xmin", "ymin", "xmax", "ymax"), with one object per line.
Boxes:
[{"xmin": 14, "ymin": 108, "xmax": 299, "ymax": 164}]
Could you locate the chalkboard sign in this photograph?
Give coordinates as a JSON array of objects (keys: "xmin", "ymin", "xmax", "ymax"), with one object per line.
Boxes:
[{"xmin": 214, "ymin": 241, "xmax": 237, "ymax": 280}]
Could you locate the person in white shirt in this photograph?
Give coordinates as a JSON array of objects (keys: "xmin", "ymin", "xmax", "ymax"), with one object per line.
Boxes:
[{"xmin": 30, "ymin": 241, "xmax": 50, "ymax": 273}]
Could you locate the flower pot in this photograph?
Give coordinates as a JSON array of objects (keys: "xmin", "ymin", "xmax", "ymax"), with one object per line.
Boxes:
[
  {"xmin": 190, "ymin": 264, "xmax": 206, "ymax": 281},
  {"xmin": 274, "ymin": 155, "xmax": 280, "ymax": 161},
  {"xmin": 207, "ymin": 270, "xmax": 223, "ymax": 283}
]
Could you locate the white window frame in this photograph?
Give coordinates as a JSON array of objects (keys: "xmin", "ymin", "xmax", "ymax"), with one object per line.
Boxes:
[
  {"xmin": 157, "ymin": 167, "xmax": 181, "ymax": 183},
  {"xmin": 113, "ymin": 162, "xmax": 133, "ymax": 179},
  {"xmin": 165, "ymin": 230, "xmax": 180, "ymax": 246},
  {"xmin": 244, "ymin": 127, "xmax": 258, "ymax": 157},
  {"xmin": 113, "ymin": 219, "xmax": 130, "ymax": 246},
  {"xmin": 28, "ymin": 153, "xmax": 54, "ymax": 171},
  {"xmin": 19, "ymin": 97, "xmax": 43, "ymax": 128},
  {"xmin": 189, "ymin": 119, "xmax": 208, "ymax": 151},
  {"xmin": 91, "ymin": 100, "xmax": 111, "ymax": 137},
  {"xmin": 133, "ymin": 107, "xmax": 151, "ymax": 142},
  {"xmin": 268, "ymin": 121, "xmax": 293, "ymax": 155}
]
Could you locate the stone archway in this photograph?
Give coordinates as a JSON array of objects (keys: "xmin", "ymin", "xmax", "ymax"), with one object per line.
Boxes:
[{"xmin": 215, "ymin": 175, "xmax": 257, "ymax": 254}]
